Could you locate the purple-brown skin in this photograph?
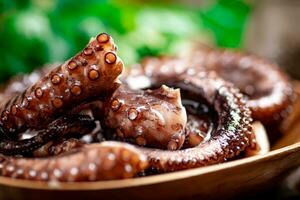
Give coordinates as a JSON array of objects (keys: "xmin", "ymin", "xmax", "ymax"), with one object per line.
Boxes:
[
  {"xmin": 0, "ymin": 67, "xmax": 254, "ymax": 173},
  {"xmin": 131, "ymin": 71, "xmax": 253, "ymax": 172},
  {"xmin": 0, "ymin": 64, "xmax": 58, "ymax": 98},
  {"xmin": 0, "ymin": 141, "xmax": 148, "ymax": 181},
  {"xmin": 104, "ymin": 85, "xmax": 187, "ymax": 150},
  {"xmin": 0, "ymin": 33, "xmax": 123, "ymax": 136},
  {"xmin": 0, "ymin": 115, "xmax": 95, "ymax": 155},
  {"xmin": 33, "ymin": 138, "xmax": 84, "ymax": 157},
  {"xmin": 0, "ymin": 65, "xmax": 189, "ymax": 152},
  {"xmin": 135, "ymin": 49, "xmax": 295, "ymax": 124},
  {"xmin": 181, "ymin": 99, "xmax": 214, "ymax": 148},
  {"xmin": 0, "ymin": 67, "xmax": 103, "ymax": 155},
  {"xmin": 0, "ymin": 46, "xmax": 259, "ymax": 174},
  {"xmin": 183, "ymin": 114, "xmax": 213, "ymax": 148}
]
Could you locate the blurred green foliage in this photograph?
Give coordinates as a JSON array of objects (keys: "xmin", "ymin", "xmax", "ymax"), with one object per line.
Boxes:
[{"xmin": 0, "ymin": 0, "xmax": 251, "ymax": 82}]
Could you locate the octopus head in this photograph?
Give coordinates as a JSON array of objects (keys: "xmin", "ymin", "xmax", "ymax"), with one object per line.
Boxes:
[{"xmin": 105, "ymin": 85, "xmax": 187, "ymax": 150}]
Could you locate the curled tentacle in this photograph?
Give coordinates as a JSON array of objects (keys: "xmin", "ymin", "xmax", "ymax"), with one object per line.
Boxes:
[
  {"xmin": 135, "ymin": 71, "xmax": 253, "ymax": 172},
  {"xmin": 189, "ymin": 49, "xmax": 295, "ymax": 124},
  {"xmin": 130, "ymin": 49, "xmax": 295, "ymax": 124},
  {"xmin": 0, "ymin": 33, "xmax": 123, "ymax": 136},
  {"xmin": 0, "ymin": 115, "xmax": 95, "ymax": 155},
  {"xmin": 104, "ymin": 85, "xmax": 187, "ymax": 150},
  {"xmin": 0, "ymin": 141, "xmax": 148, "ymax": 181}
]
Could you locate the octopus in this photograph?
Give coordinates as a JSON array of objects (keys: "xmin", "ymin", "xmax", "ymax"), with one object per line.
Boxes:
[
  {"xmin": 0, "ymin": 65, "xmax": 254, "ymax": 176},
  {"xmin": 0, "ymin": 33, "xmax": 294, "ymax": 181},
  {"xmin": 130, "ymin": 48, "xmax": 295, "ymax": 124}
]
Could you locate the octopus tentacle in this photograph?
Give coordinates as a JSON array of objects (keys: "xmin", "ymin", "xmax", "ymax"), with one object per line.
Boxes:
[
  {"xmin": 0, "ymin": 35, "xmax": 287, "ymax": 179},
  {"xmin": 0, "ymin": 115, "xmax": 95, "ymax": 155},
  {"xmin": 189, "ymin": 49, "xmax": 295, "ymax": 124},
  {"xmin": 0, "ymin": 141, "xmax": 148, "ymax": 181},
  {"xmin": 0, "ymin": 64, "xmax": 58, "ymax": 98},
  {"xmin": 137, "ymin": 71, "xmax": 253, "ymax": 172},
  {"xmin": 33, "ymin": 138, "xmax": 84, "ymax": 157},
  {"xmin": 0, "ymin": 69, "xmax": 188, "ymax": 151},
  {"xmin": 0, "ymin": 64, "xmax": 188, "ymax": 151},
  {"xmin": 132, "ymin": 49, "xmax": 294, "ymax": 124},
  {"xmin": 0, "ymin": 33, "xmax": 123, "ymax": 135},
  {"xmin": 104, "ymin": 85, "xmax": 187, "ymax": 150}
]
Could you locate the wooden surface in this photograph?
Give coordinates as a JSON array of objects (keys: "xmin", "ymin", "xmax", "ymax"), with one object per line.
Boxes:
[{"xmin": 0, "ymin": 84, "xmax": 300, "ymax": 200}]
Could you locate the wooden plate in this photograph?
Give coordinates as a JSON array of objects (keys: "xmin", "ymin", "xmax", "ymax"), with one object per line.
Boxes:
[{"xmin": 1, "ymin": 84, "xmax": 300, "ymax": 200}]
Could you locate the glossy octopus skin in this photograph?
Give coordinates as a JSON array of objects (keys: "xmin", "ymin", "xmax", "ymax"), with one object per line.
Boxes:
[
  {"xmin": 182, "ymin": 99, "xmax": 214, "ymax": 148},
  {"xmin": 133, "ymin": 71, "xmax": 254, "ymax": 172},
  {"xmin": 0, "ymin": 141, "xmax": 148, "ymax": 181},
  {"xmin": 136, "ymin": 49, "xmax": 295, "ymax": 124},
  {"xmin": 1, "ymin": 68, "xmax": 188, "ymax": 151},
  {"xmin": 0, "ymin": 69, "xmax": 102, "ymax": 156},
  {"xmin": 104, "ymin": 85, "xmax": 187, "ymax": 150},
  {"xmin": 0, "ymin": 64, "xmax": 58, "ymax": 98},
  {"xmin": 33, "ymin": 138, "xmax": 84, "ymax": 157},
  {"xmin": 0, "ymin": 33, "xmax": 123, "ymax": 136},
  {"xmin": 183, "ymin": 114, "xmax": 213, "ymax": 148},
  {"xmin": 0, "ymin": 115, "xmax": 95, "ymax": 155}
]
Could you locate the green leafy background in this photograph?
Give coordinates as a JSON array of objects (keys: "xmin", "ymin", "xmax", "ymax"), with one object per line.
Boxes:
[{"xmin": 0, "ymin": 0, "xmax": 251, "ymax": 82}]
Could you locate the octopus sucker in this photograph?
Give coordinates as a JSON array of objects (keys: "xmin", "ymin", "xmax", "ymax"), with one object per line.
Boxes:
[
  {"xmin": 0, "ymin": 141, "xmax": 148, "ymax": 181},
  {"xmin": 0, "ymin": 33, "xmax": 123, "ymax": 136}
]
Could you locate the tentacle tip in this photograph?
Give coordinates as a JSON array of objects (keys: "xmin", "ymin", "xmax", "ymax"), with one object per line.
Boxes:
[
  {"xmin": 167, "ymin": 140, "xmax": 179, "ymax": 151},
  {"xmin": 158, "ymin": 85, "xmax": 182, "ymax": 102}
]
